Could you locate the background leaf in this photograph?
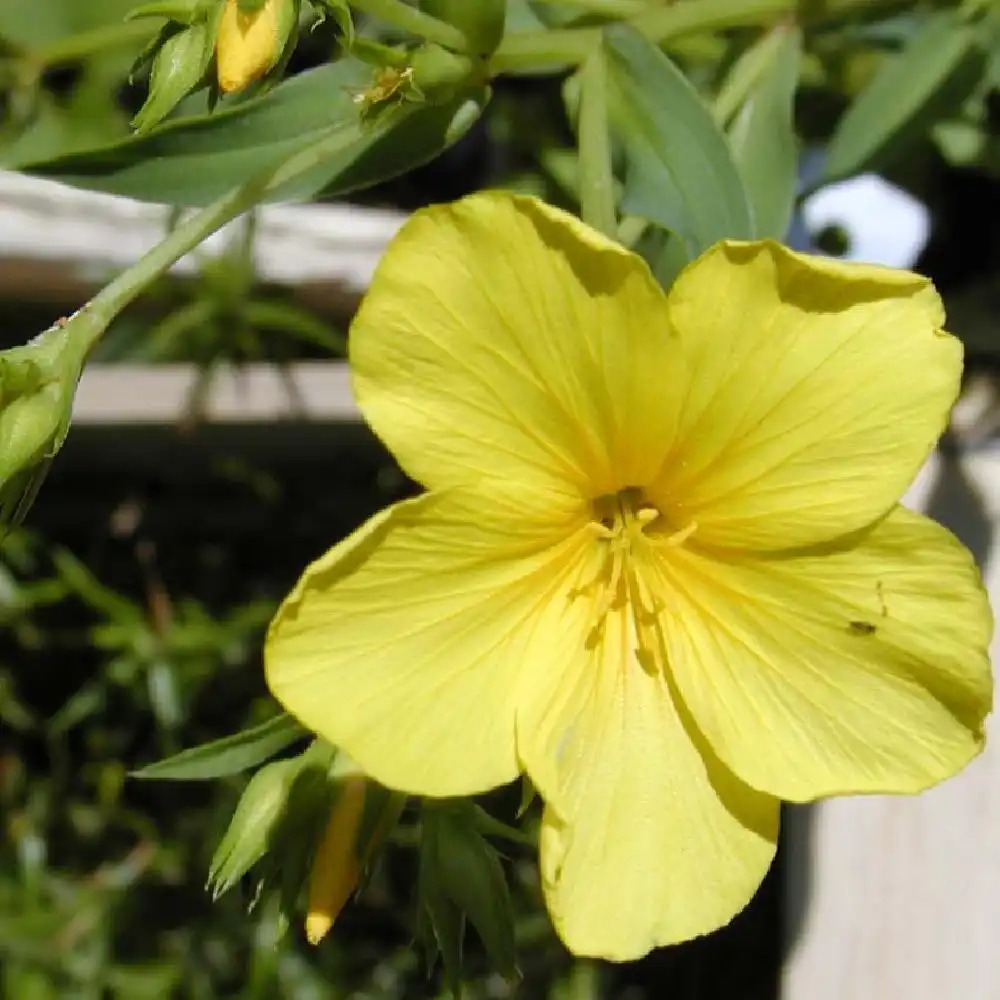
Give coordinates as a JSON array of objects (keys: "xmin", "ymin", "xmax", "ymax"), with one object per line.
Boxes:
[
  {"xmin": 18, "ymin": 61, "xmax": 490, "ymax": 206},
  {"xmin": 824, "ymin": 9, "xmax": 986, "ymax": 181},
  {"xmin": 727, "ymin": 26, "xmax": 801, "ymax": 241},
  {"xmin": 603, "ymin": 23, "xmax": 753, "ymax": 276},
  {"xmin": 132, "ymin": 712, "xmax": 307, "ymax": 780},
  {"xmin": 0, "ymin": 0, "xmax": 138, "ymax": 47}
]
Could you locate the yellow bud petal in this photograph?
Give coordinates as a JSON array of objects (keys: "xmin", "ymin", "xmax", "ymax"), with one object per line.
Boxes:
[
  {"xmin": 304, "ymin": 774, "xmax": 367, "ymax": 944},
  {"xmin": 216, "ymin": 0, "xmax": 288, "ymax": 94}
]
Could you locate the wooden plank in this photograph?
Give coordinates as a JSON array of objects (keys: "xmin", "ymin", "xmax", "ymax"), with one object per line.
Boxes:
[
  {"xmin": 0, "ymin": 170, "xmax": 403, "ymax": 313},
  {"xmin": 72, "ymin": 362, "xmax": 360, "ymax": 425}
]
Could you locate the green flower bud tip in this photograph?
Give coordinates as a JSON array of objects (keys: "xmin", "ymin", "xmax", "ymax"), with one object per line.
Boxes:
[{"xmin": 209, "ymin": 757, "xmax": 299, "ymax": 899}]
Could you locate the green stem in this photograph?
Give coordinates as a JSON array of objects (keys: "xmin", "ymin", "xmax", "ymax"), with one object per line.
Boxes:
[
  {"xmin": 711, "ymin": 23, "xmax": 787, "ymax": 125},
  {"xmin": 33, "ymin": 21, "xmax": 154, "ymax": 70},
  {"xmin": 349, "ymin": 0, "xmax": 471, "ymax": 52},
  {"xmin": 532, "ymin": 0, "xmax": 648, "ymax": 16},
  {"xmin": 490, "ymin": 26, "xmax": 595, "ymax": 73},
  {"xmin": 490, "ymin": 0, "xmax": 920, "ymax": 74},
  {"xmin": 75, "ymin": 128, "xmax": 363, "ymax": 356},
  {"xmin": 576, "ymin": 49, "xmax": 616, "ymax": 238}
]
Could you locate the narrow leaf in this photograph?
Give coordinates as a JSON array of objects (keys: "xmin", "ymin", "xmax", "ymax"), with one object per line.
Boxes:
[
  {"xmin": 132, "ymin": 712, "xmax": 307, "ymax": 780},
  {"xmin": 603, "ymin": 23, "xmax": 753, "ymax": 275},
  {"xmin": 728, "ymin": 26, "xmax": 801, "ymax": 240},
  {"xmin": 19, "ymin": 60, "xmax": 489, "ymax": 207},
  {"xmin": 576, "ymin": 46, "xmax": 616, "ymax": 236},
  {"xmin": 825, "ymin": 10, "xmax": 986, "ymax": 181}
]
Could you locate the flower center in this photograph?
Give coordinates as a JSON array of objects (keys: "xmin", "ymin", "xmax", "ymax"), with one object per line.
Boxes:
[
  {"xmin": 573, "ymin": 487, "xmax": 697, "ymax": 666},
  {"xmin": 589, "ymin": 487, "xmax": 659, "ymax": 613}
]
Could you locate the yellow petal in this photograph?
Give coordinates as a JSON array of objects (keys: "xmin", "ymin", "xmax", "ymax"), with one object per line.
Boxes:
[
  {"xmin": 216, "ymin": 0, "xmax": 283, "ymax": 94},
  {"xmin": 659, "ymin": 506, "xmax": 993, "ymax": 801},
  {"xmin": 516, "ymin": 554, "xmax": 778, "ymax": 959},
  {"xmin": 350, "ymin": 191, "xmax": 676, "ymax": 498},
  {"xmin": 648, "ymin": 241, "xmax": 961, "ymax": 549},
  {"xmin": 265, "ymin": 482, "xmax": 588, "ymax": 797}
]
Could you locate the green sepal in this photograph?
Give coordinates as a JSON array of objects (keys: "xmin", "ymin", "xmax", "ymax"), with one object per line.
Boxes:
[
  {"xmin": 418, "ymin": 801, "xmax": 518, "ymax": 985},
  {"xmin": 208, "ymin": 756, "xmax": 300, "ymax": 898},
  {"xmin": 132, "ymin": 20, "xmax": 217, "ymax": 132}
]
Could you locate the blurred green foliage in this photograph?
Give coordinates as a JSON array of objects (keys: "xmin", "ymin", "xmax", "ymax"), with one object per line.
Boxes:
[{"xmin": 1, "ymin": 446, "xmax": 677, "ymax": 998}]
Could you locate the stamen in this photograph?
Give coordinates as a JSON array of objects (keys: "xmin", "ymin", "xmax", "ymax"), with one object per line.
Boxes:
[
  {"xmin": 662, "ymin": 520, "xmax": 698, "ymax": 547},
  {"xmin": 571, "ymin": 489, "xmax": 696, "ymax": 663},
  {"xmin": 635, "ymin": 506, "xmax": 659, "ymax": 528}
]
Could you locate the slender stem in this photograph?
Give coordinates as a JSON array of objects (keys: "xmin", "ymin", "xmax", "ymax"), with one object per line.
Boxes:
[
  {"xmin": 82, "ymin": 186, "xmax": 262, "ymax": 344},
  {"xmin": 349, "ymin": 0, "xmax": 471, "ymax": 52},
  {"xmin": 490, "ymin": 0, "xmax": 921, "ymax": 74},
  {"xmin": 490, "ymin": 26, "xmax": 597, "ymax": 73},
  {"xmin": 76, "ymin": 126, "xmax": 366, "ymax": 354},
  {"xmin": 576, "ymin": 49, "xmax": 616, "ymax": 238},
  {"xmin": 712, "ymin": 24, "xmax": 787, "ymax": 125},
  {"xmin": 631, "ymin": 0, "xmax": 797, "ymax": 41},
  {"xmin": 532, "ymin": 0, "xmax": 648, "ymax": 15}
]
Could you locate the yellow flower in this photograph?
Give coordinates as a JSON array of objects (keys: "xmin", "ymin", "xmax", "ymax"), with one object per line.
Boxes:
[
  {"xmin": 215, "ymin": 0, "xmax": 290, "ymax": 94},
  {"xmin": 265, "ymin": 192, "xmax": 993, "ymax": 960}
]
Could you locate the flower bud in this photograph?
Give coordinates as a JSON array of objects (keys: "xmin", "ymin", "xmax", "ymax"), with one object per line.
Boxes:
[
  {"xmin": 216, "ymin": 0, "xmax": 299, "ymax": 94},
  {"xmin": 208, "ymin": 756, "xmax": 298, "ymax": 899},
  {"xmin": 418, "ymin": 0, "xmax": 505, "ymax": 56},
  {"xmin": 305, "ymin": 773, "xmax": 365, "ymax": 944},
  {"xmin": 0, "ymin": 322, "xmax": 85, "ymax": 526},
  {"xmin": 305, "ymin": 756, "xmax": 405, "ymax": 943},
  {"xmin": 132, "ymin": 21, "xmax": 216, "ymax": 132},
  {"xmin": 408, "ymin": 43, "xmax": 479, "ymax": 105}
]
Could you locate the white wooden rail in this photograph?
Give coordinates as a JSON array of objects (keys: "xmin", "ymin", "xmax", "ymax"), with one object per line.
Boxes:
[{"xmin": 0, "ymin": 170, "xmax": 403, "ymax": 311}]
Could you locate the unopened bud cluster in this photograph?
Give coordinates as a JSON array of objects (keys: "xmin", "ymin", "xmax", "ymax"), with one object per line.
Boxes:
[
  {"xmin": 126, "ymin": 0, "xmax": 506, "ymax": 131},
  {"xmin": 209, "ymin": 740, "xmax": 404, "ymax": 942}
]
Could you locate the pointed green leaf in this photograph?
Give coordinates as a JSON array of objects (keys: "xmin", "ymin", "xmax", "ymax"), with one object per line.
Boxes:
[
  {"xmin": 132, "ymin": 712, "xmax": 307, "ymax": 780},
  {"xmin": 424, "ymin": 803, "xmax": 517, "ymax": 980},
  {"xmin": 825, "ymin": 10, "xmax": 986, "ymax": 181},
  {"xmin": 19, "ymin": 60, "xmax": 489, "ymax": 207},
  {"xmin": 603, "ymin": 23, "xmax": 753, "ymax": 274},
  {"xmin": 728, "ymin": 26, "xmax": 801, "ymax": 240}
]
